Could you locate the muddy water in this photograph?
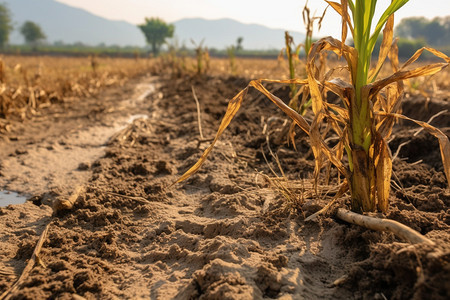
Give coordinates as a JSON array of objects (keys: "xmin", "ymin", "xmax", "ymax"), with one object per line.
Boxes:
[
  {"xmin": 0, "ymin": 80, "xmax": 157, "ymax": 207},
  {"xmin": 0, "ymin": 191, "xmax": 28, "ymax": 206}
]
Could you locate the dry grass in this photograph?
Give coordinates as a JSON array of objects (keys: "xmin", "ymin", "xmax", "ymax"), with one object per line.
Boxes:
[
  {"xmin": 0, "ymin": 53, "xmax": 447, "ymax": 135},
  {"xmin": 0, "ymin": 55, "xmax": 154, "ymax": 125}
]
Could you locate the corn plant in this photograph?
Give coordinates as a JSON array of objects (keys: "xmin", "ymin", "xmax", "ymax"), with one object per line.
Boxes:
[
  {"xmin": 284, "ymin": 31, "xmax": 301, "ymax": 101},
  {"xmin": 89, "ymin": 54, "xmax": 98, "ymax": 77},
  {"xmin": 284, "ymin": 3, "xmax": 325, "ymax": 115},
  {"xmin": 275, "ymin": 4, "xmax": 326, "ymax": 145},
  {"xmin": 313, "ymin": 0, "xmax": 450, "ymax": 212},
  {"xmin": 297, "ymin": 2, "xmax": 326, "ymax": 116},
  {"xmin": 191, "ymin": 39, "xmax": 209, "ymax": 75},
  {"xmin": 174, "ymin": 0, "xmax": 450, "ymax": 214},
  {"xmin": 227, "ymin": 45, "xmax": 237, "ymax": 75},
  {"xmin": 164, "ymin": 39, "xmax": 189, "ymax": 77}
]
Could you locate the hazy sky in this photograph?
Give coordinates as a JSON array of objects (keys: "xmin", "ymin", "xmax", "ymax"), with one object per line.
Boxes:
[{"xmin": 55, "ymin": 0, "xmax": 448, "ymax": 37}]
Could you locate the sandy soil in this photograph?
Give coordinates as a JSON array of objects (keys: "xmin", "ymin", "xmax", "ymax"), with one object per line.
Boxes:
[{"xmin": 0, "ymin": 73, "xmax": 449, "ymax": 299}]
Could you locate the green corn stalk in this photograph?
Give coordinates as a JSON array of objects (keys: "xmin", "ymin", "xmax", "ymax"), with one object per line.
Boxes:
[
  {"xmin": 285, "ymin": 32, "xmax": 299, "ymax": 102},
  {"xmin": 227, "ymin": 45, "xmax": 237, "ymax": 75},
  {"xmin": 335, "ymin": 0, "xmax": 410, "ymax": 212},
  {"xmin": 191, "ymin": 39, "xmax": 208, "ymax": 75}
]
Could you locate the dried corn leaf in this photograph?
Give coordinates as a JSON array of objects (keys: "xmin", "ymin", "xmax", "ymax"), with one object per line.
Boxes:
[
  {"xmin": 308, "ymin": 36, "xmax": 358, "ymax": 99},
  {"xmin": 173, "ymin": 78, "xmax": 310, "ymax": 185},
  {"xmin": 377, "ymin": 111, "xmax": 450, "ymax": 188},
  {"xmin": 388, "ymin": 38, "xmax": 400, "ymax": 72},
  {"xmin": 306, "ymin": 67, "xmax": 325, "ymax": 115},
  {"xmin": 310, "ymin": 111, "xmax": 325, "ymax": 191},
  {"xmin": 174, "ymin": 76, "xmax": 350, "ymax": 185},
  {"xmin": 375, "ymin": 83, "xmax": 403, "ymax": 139},
  {"xmin": 249, "ymin": 79, "xmax": 310, "ymax": 132},
  {"xmin": 367, "ymin": 62, "xmax": 449, "ymax": 99},
  {"xmin": 324, "ymin": 78, "xmax": 353, "ymax": 109},
  {"xmin": 374, "ymin": 133, "xmax": 391, "ymax": 212},
  {"xmin": 324, "ymin": 1, "xmax": 354, "ymax": 37},
  {"xmin": 369, "ymin": 14, "xmax": 394, "ymax": 82},
  {"xmin": 401, "ymin": 47, "xmax": 450, "ymax": 71},
  {"xmin": 305, "ymin": 179, "xmax": 349, "ymax": 221},
  {"xmin": 324, "ymin": 103, "xmax": 349, "ymax": 124},
  {"xmin": 173, "ymin": 87, "xmax": 249, "ymax": 184},
  {"xmin": 250, "ymin": 79, "xmax": 348, "ymax": 178}
]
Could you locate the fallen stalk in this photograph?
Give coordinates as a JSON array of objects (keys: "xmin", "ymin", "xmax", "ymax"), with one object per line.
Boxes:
[
  {"xmin": 52, "ymin": 185, "xmax": 85, "ymax": 213},
  {"xmin": 335, "ymin": 208, "xmax": 435, "ymax": 246},
  {"xmin": 0, "ymin": 223, "xmax": 51, "ymax": 300}
]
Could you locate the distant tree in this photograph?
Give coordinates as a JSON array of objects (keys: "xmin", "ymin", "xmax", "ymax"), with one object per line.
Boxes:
[
  {"xmin": 236, "ymin": 37, "xmax": 243, "ymax": 51},
  {"xmin": 424, "ymin": 18, "xmax": 447, "ymax": 46},
  {"xmin": 20, "ymin": 21, "xmax": 46, "ymax": 48},
  {"xmin": 73, "ymin": 41, "xmax": 86, "ymax": 47},
  {"xmin": 53, "ymin": 40, "xmax": 65, "ymax": 47},
  {"xmin": 372, "ymin": 34, "xmax": 426, "ymax": 58},
  {"xmin": 395, "ymin": 17, "xmax": 427, "ymax": 39},
  {"xmin": 138, "ymin": 18, "xmax": 174, "ymax": 56},
  {"xmin": 395, "ymin": 16, "xmax": 450, "ymax": 47},
  {"xmin": 397, "ymin": 38, "xmax": 427, "ymax": 57},
  {"xmin": 0, "ymin": 3, "xmax": 13, "ymax": 48}
]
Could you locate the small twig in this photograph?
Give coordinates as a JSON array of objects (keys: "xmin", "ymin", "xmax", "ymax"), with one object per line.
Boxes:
[
  {"xmin": 106, "ymin": 191, "xmax": 151, "ymax": 204},
  {"xmin": 0, "ymin": 223, "xmax": 51, "ymax": 300},
  {"xmin": 410, "ymin": 159, "xmax": 423, "ymax": 166},
  {"xmin": 260, "ymin": 145, "xmax": 280, "ymax": 178},
  {"xmin": 391, "ymin": 171, "xmax": 417, "ymax": 209},
  {"xmin": 413, "ymin": 109, "xmax": 447, "ymax": 137},
  {"xmin": 392, "ymin": 140, "xmax": 410, "ymax": 162},
  {"xmin": 191, "ymin": 85, "xmax": 204, "ymax": 140},
  {"xmin": 390, "ymin": 179, "xmax": 403, "ymax": 192},
  {"xmin": 265, "ymin": 134, "xmax": 287, "ymax": 178},
  {"xmin": 196, "ymin": 137, "xmax": 214, "ymax": 148},
  {"xmin": 335, "ymin": 208, "xmax": 435, "ymax": 246}
]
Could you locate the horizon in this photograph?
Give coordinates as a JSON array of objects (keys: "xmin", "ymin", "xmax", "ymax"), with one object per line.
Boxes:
[{"xmin": 54, "ymin": 0, "xmax": 449, "ymax": 38}]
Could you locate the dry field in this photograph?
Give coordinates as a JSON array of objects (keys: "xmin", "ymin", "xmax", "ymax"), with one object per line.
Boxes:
[
  {"xmin": 0, "ymin": 55, "xmax": 153, "ymax": 127},
  {"xmin": 0, "ymin": 54, "xmax": 449, "ymax": 299}
]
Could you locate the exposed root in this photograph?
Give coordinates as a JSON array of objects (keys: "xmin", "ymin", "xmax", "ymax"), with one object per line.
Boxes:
[{"xmin": 335, "ymin": 208, "xmax": 435, "ymax": 246}]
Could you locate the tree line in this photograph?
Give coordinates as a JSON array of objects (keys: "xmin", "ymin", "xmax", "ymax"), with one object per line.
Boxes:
[
  {"xmin": 395, "ymin": 16, "xmax": 450, "ymax": 47},
  {"xmin": 0, "ymin": 1, "xmax": 448, "ymax": 57},
  {"xmin": 133, "ymin": 16, "xmax": 450, "ymax": 58}
]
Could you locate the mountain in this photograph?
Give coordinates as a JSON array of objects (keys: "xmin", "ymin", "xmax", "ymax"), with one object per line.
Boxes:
[
  {"xmin": 3, "ymin": 0, "xmax": 305, "ymax": 49},
  {"xmin": 173, "ymin": 18, "xmax": 305, "ymax": 50},
  {"xmin": 4, "ymin": 0, "xmax": 146, "ymax": 46}
]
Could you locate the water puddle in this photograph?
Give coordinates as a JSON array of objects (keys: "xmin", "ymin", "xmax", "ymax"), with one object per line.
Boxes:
[
  {"xmin": 127, "ymin": 114, "xmax": 149, "ymax": 123},
  {"xmin": 0, "ymin": 190, "xmax": 28, "ymax": 206},
  {"xmin": 110, "ymin": 114, "xmax": 149, "ymax": 134}
]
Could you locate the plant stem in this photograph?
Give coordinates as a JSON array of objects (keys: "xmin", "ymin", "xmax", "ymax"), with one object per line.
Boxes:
[{"xmin": 349, "ymin": 0, "xmax": 376, "ymax": 212}]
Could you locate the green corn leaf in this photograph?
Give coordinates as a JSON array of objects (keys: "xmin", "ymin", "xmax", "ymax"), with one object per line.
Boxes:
[
  {"xmin": 348, "ymin": 0, "xmax": 355, "ymax": 14},
  {"xmin": 368, "ymin": 0, "xmax": 410, "ymax": 55}
]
